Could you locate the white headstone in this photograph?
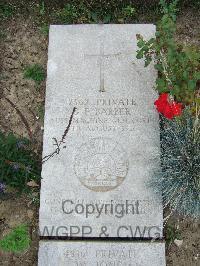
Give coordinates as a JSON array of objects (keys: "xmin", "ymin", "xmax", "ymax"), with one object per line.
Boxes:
[{"xmin": 39, "ymin": 25, "xmax": 163, "ymax": 238}]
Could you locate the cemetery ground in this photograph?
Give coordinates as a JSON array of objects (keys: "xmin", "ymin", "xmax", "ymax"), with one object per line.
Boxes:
[{"xmin": 0, "ymin": 1, "xmax": 199, "ymax": 266}]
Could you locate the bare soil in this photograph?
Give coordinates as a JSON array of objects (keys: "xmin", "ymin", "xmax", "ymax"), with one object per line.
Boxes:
[
  {"xmin": 0, "ymin": 17, "xmax": 47, "ymax": 152},
  {"xmin": 166, "ymin": 216, "xmax": 200, "ymax": 266},
  {"xmin": 0, "ymin": 7, "xmax": 199, "ymax": 266},
  {"xmin": 0, "ymin": 194, "xmax": 39, "ymax": 266}
]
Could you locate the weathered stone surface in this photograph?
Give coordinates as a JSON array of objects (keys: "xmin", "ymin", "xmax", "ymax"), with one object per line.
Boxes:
[
  {"xmin": 39, "ymin": 25, "xmax": 163, "ymax": 238},
  {"xmin": 38, "ymin": 241, "xmax": 166, "ymax": 266}
]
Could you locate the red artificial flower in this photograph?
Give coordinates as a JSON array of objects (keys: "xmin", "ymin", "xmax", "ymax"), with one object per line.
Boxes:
[
  {"xmin": 154, "ymin": 93, "xmax": 168, "ymax": 114},
  {"xmin": 154, "ymin": 93, "xmax": 183, "ymax": 119}
]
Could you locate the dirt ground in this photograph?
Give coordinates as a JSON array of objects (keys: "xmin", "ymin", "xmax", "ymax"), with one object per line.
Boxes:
[
  {"xmin": 0, "ymin": 6, "xmax": 199, "ymax": 266},
  {"xmin": 0, "ymin": 194, "xmax": 39, "ymax": 266}
]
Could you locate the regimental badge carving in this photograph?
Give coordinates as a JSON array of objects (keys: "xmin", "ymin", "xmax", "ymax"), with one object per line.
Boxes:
[{"xmin": 74, "ymin": 137, "xmax": 129, "ymax": 192}]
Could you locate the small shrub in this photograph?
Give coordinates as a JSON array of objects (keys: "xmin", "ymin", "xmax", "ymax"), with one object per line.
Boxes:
[
  {"xmin": 165, "ymin": 224, "xmax": 182, "ymax": 246},
  {"xmin": 136, "ymin": 0, "xmax": 200, "ymax": 219},
  {"xmin": 27, "ymin": 191, "xmax": 40, "ymax": 206},
  {"xmin": 152, "ymin": 108, "xmax": 200, "ymax": 218},
  {"xmin": 88, "ymin": 11, "xmax": 112, "ymax": 23},
  {"xmin": 40, "ymin": 24, "xmax": 49, "ymax": 36},
  {"xmin": 136, "ymin": 0, "xmax": 200, "ymax": 107},
  {"xmin": 0, "ymin": 4, "xmax": 14, "ymax": 19},
  {"xmin": 55, "ymin": 3, "xmax": 83, "ymax": 24},
  {"xmin": 23, "ymin": 64, "xmax": 45, "ymax": 85},
  {"xmin": 121, "ymin": 5, "xmax": 136, "ymax": 22},
  {"xmin": 0, "ymin": 131, "xmax": 40, "ymax": 192},
  {"xmin": 54, "ymin": 2, "xmax": 137, "ymax": 24},
  {"xmin": 0, "ymin": 30, "xmax": 6, "ymax": 39},
  {"xmin": 0, "ymin": 224, "xmax": 30, "ymax": 253},
  {"xmin": 0, "ymin": 182, "xmax": 6, "ymax": 193},
  {"xmin": 39, "ymin": 1, "xmax": 45, "ymax": 16}
]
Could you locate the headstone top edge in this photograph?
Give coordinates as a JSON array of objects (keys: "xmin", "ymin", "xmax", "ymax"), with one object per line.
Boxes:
[
  {"xmin": 49, "ymin": 24, "xmax": 156, "ymax": 30},
  {"xmin": 39, "ymin": 240, "xmax": 165, "ymax": 245}
]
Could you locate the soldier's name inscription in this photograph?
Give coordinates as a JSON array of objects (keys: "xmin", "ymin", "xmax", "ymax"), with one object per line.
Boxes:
[{"xmin": 47, "ymin": 97, "xmax": 156, "ymax": 132}]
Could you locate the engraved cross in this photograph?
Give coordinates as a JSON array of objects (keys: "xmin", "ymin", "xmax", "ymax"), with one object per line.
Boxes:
[{"xmin": 85, "ymin": 43, "xmax": 122, "ymax": 92}]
